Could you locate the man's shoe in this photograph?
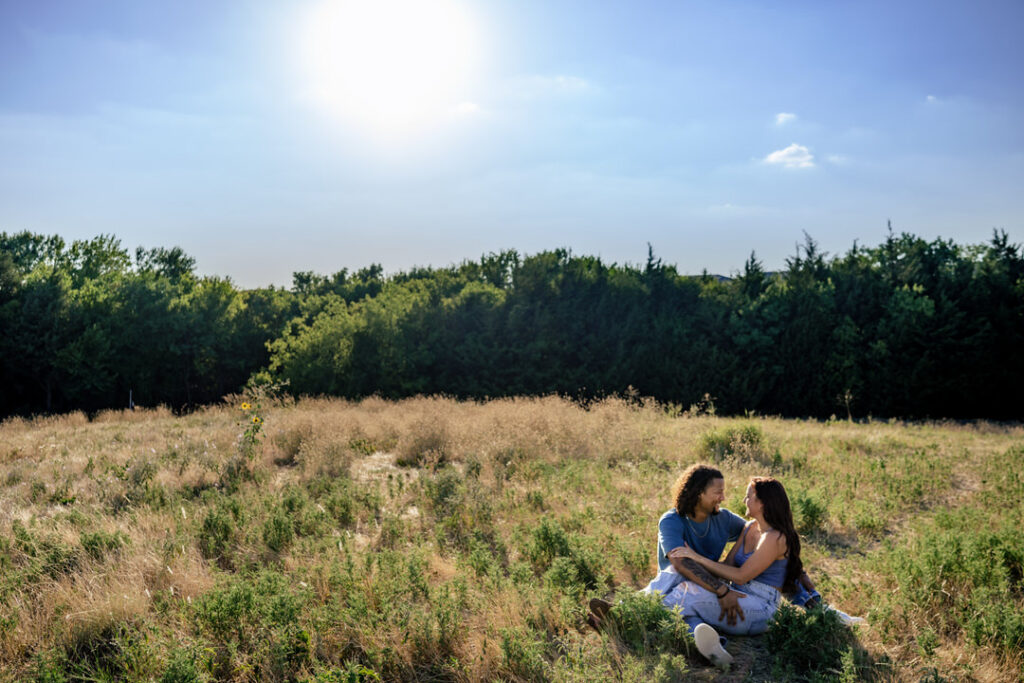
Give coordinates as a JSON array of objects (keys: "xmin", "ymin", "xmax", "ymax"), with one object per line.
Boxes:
[
  {"xmin": 694, "ymin": 623, "xmax": 733, "ymax": 670},
  {"xmin": 587, "ymin": 598, "xmax": 612, "ymax": 632}
]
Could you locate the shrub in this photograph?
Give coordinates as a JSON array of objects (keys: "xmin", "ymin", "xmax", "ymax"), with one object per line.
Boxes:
[
  {"xmin": 12, "ymin": 520, "xmax": 36, "ymax": 555},
  {"xmin": 80, "ymin": 530, "xmax": 128, "ymax": 562},
  {"xmin": 41, "ymin": 539, "xmax": 80, "ymax": 579},
  {"xmin": 523, "ymin": 517, "xmax": 571, "ymax": 569},
  {"xmin": 48, "ymin": 479, "xmax": 76, "ymax": 506},
  {"xmin": 521, "ymin": 516, "xmax": 606, "ymax": 590},
  {"xmin": 281, "ymin": 486, "xmax": 308, "ymax": 517},
  {"xmin": 62, "ymin": 618, "xmax": 143, "ymax": 682},
  {"xmin": 464, "ymin": 538, "xmax": 497, "ymax": 578},
  {"xmin": 198, "ymin": 508, "xmax": 235, "ymax": 561},
  {"xmin": 423, "ymin": 466, "xmax": 464, "ymax": 517},
  {"xmin": 129, "ymin": 459, "xmax": 158, "ymax": 487},
  {"xmin": 882, "ymin": 511, "xmax": 1024, "ymax": 654},
  {"xmin": 325, "ymin": 484, "xmax": 356, "ymax": 526},
  {"xmin": 765, "ymin": 603, "xmax": 855, "ymax": 680},
  {"xmin": 268, "ymin": 624, "xmax": 312, "ymax": 678},
  {"xmin": 263, "ymin": 508, "xmax": 294, "ymax": 553},
  {"xmin": 500, "ymin": 626, "xmax": 549, "ymax": 683},
  {"xmin": 194, "ymin": 580, "xmax": 255, "ymax": 643},
  {"xmin": 524, "ymin": 489, "xmax": 545, "ymax": 511},
  {"xmin": 790, "ymin": 489, "xmax": 827, "ymax": 534},
  {"xmin": 651, "ymin": 653, "xmax": 690, "ymax": 683},
  {"xmin": 31, "ymin": 648, "xmax": 69, "ymax": 683},
  {"xmin": 310, "ymin": 662, "xmax": 382, "ymax": 682},
  {"xmin": 161, "ymin": 648, "xmax": 207, "ymax": 683},
  {"xmin": 408, "ymin": 582, "xmax": 466, "ymax": 667},
  {"xmin": 698, "ymin": 424, "xmax": 768, "ymax": 462},
  {"xmin": 607, "ymin": 591, "xmax": 692, "ymax": 656},
  {"xmin": 543, "ymin": 556, "xmax": 584, "ymax": 597},
  {"xmin": 348, "ymin": 437, "xmax": 377, "ymax": 456}
]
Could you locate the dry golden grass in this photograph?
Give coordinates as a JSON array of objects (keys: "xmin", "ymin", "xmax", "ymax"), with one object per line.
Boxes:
[{"xmin": 0, "ymin": 396, "xmax": 1021, "ymax": 681}]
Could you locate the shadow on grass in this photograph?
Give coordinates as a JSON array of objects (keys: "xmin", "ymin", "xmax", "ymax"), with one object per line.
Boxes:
[{"xmin": 591, "ymin": 595, "xmax": 887, "ymax": 682}]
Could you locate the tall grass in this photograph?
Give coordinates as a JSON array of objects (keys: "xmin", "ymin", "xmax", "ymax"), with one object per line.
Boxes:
[{"xmin": 0, "ymin": 397, "xmax": 1021, "ymax": 680}]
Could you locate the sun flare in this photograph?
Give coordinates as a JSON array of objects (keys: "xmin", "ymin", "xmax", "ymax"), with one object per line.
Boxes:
[{"xmin": 298, "ymin": 0, "xmax": 482, "ymax": 138}]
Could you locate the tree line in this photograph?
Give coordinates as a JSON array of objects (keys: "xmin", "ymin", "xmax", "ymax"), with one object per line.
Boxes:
[{"xmin": 2, "ymin": 228, "xmax": 1022, "ymax": 420}]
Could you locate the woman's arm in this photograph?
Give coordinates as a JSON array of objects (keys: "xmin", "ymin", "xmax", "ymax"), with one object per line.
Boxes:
[{"xmin": 671, "ymin": 530, "xmax": 785, "ymax": 586}]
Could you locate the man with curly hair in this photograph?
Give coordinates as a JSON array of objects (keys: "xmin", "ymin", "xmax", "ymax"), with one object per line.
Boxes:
[
  {"xmin": 651, "ymin": 464, "xmax": 750, "ymax": 623},
  {"xmin": 588, "ymin": 465, "xmax": 750, "ymax": 631},
  {"xmin": 588, "ymin": 464, "xmax": 827, "ymax": 659}
]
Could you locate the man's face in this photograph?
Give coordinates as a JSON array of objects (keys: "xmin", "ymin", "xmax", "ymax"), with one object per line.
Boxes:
[{"xmin": 698, "ymin": 477, "xmax": 726, "ymax": 516}]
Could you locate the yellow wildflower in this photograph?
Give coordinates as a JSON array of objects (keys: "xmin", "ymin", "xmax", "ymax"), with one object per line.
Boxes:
[
  {"xmin": 241, "ymin": 402, "xmax": 251, "ymax": 411},
  {"xmin": 252, "ymin": 416, "xmax": 262, "ymax": 424}
]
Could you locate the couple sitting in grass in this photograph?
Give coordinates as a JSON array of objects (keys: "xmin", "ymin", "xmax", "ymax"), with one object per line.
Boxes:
[{"xmin": 589, "ymin": 464, "xmax": 860, "ymax": 669}]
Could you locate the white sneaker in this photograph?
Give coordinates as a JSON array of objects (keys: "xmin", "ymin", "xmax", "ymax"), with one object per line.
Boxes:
[
  {"xmin": 694, "ymin": 623, "xmax": 733, "ymax": 670},
  {"xmin": 826, "ymin": 604, "xmax": 866, "ymax": 625}
]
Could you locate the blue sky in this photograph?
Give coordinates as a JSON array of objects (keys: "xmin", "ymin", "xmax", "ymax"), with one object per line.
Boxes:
[{"xmin": 2, "ymin": 0, "xmax": 1022, "ymax": 287}]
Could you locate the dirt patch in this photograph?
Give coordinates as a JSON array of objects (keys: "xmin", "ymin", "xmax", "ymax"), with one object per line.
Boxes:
[{"xmin": 350, "ymin": 451, "xmax": 415, "ymax": 484}]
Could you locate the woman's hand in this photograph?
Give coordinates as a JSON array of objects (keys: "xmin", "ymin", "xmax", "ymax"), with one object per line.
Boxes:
[{"xmin": 668, "ymin": 544, "xmax": 699, "ymax": 562}]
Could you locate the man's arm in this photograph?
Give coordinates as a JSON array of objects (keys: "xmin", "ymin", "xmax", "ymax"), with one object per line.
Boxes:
[
  {"xmin": 658, "ymin": 512, "xmax": 744, "ymax": 624},
  {"xmin": 667, "ymin": 551, "xmax": 746, "ymax": 626},
  {"xmin": 669, "ymin": 554, "xmax": 725, "ymax": 593}
]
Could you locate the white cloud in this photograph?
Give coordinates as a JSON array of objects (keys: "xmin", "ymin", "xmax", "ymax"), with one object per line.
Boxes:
[
  {"xmin": 826, "ymin": 154, "xmax": 849, "ymax": 165},
  {"xmin": 775, "ymin": 112, "xmax": 797, "ymax": 126},
  {"xmin": 926, "ymin": 94, "xmax": 937, "ymax": 103},
  {"xmin": 764, "ymin": 143, "xmax": 815, "ymax": 169}
]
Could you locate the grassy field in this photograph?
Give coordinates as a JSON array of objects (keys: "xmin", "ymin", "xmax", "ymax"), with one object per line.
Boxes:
[{"xmin": 0, "ymin": 395, "xmax": 1021, "ymax": 682}]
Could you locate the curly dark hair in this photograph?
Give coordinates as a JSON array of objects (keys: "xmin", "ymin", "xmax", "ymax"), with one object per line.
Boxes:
[
  {"xmin": 671, "ymin": 464, "xmax": 724, "ymax": 518},
  {"xmin": 750, "ymin": 476, "xmax": 803, "ymax": 592}
]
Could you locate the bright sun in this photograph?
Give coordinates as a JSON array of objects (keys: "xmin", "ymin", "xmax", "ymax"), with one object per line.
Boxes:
[{"xmin": 298, "ymin": 0, "xmax": 481, "ymax": 138}]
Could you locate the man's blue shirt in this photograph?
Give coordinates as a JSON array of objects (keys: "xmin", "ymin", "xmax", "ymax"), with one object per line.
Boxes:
[{"xmin": 657, "ymin": 508, "xmax": 747, "ymax": 571}]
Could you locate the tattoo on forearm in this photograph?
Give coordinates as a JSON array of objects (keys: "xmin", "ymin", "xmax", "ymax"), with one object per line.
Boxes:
[{"xmin": 680, "ymin": 558, "xmax": 725, "ymax": 593}]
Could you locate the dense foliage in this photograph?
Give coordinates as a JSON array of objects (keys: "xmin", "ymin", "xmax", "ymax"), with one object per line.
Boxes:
[{"xmin": 2, "ymin": 229, "xmax": 1022, "ymax": 419}]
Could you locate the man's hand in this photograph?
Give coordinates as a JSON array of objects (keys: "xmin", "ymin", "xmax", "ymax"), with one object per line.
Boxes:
[{"xmin": 717, "ymin": 590, "xmax": 745, "ymax": 626}]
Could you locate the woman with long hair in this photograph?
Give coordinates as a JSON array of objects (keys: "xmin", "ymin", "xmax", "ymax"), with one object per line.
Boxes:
[{"xmin": 669, "ymin": 476, "xmax": 803, "ymax": 665}]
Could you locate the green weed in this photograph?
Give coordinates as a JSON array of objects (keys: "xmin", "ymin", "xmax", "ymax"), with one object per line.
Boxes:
[
  {"xmin": 698, "ymin": 423, "xmax": 768, "ymax": 462},
  {"xmin": 765, "ymin": 603, "xmax": 856, "ymax": 680},
  {"xmin": 80, "ymin": 530, "xmax": 128, "ymax": 562},
  {"xmin": 262, "ymin": 508, "xmax": 294, "ymax": 554},
  {"xmin": 607, "ymin": 590, "xmax": 693, "ymax": 656}
]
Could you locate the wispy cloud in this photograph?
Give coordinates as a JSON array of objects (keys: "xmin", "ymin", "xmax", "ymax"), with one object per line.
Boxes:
[
  {"xmin": 704, "ymin": 202, "xmax": 774, "ymax": 217},
  {"xmin": 826, "ymin": 154, "xmax": 848, "ymax": 165},
  {"xmin": 775, "ymin": 112, "xmax": 797, "ymax": 126},
  {"xmin": 764, "ymin": 143, "xmax": 814, "ymax": 169},
  {"xmin": 926, "ymin": 94, "xmax": 937, "ymax": 103}
]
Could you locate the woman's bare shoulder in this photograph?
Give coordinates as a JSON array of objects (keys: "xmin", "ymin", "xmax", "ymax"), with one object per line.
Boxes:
[{"xmin": 759, "ymin": 528, "xmax": 785, "ymax": 550}]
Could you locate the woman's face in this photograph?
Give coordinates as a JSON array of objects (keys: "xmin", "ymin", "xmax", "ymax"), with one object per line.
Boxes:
[{"xmin": 743, "ymin": 484, "xmax": 761, "ymax": 517}]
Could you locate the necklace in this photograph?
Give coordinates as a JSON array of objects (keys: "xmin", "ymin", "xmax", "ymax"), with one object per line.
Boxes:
[{"xmin": 685, "ymin": 514, "xmax": 712, "ymax": 539}]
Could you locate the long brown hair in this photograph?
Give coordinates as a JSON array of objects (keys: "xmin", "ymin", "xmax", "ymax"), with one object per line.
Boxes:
[
  {"xmin": 750, "ymin": 477, "xmax": 803, "ymax": 592},
  {"xmin": 672, "ymin": 464, "xmax": 723, "ymax": 517}
]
